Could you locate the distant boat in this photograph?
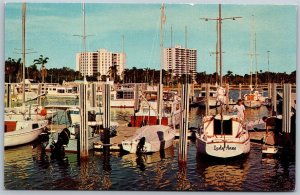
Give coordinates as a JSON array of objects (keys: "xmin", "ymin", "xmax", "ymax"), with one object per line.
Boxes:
[
  {"xmin": 244, "ymin": 91, "xmax": 262, "ymax": 108},
  {"xmin": 4, "ymin": 119, "xmax": 48, "ymax": 147},
  {"xmin": 122, "ymin": 125, "xmax": 175, "ymax": 153},
  {"xmin": 194, "ymin": 85, "xmax": 220, "ymax": 108},
  {"xmin": 131, "ymin": 86, "xmax": 181, "ymax": 127}
]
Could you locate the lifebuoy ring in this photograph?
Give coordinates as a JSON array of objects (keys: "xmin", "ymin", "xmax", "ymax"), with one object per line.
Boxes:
[{"xmin": 40, "ymin": 107, "xmax": 47, "ymax": 116}]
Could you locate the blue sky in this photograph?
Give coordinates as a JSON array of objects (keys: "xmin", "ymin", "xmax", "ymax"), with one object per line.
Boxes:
[{"xmin": 5, "ymin": 3, "xmax": 297, "ymax": 75}]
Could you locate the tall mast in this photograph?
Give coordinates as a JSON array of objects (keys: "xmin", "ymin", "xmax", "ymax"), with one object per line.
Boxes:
[
  {"xmin": 267, "ymin": 50, "xmax": 270, "ymax": 83},
  {"xmin": 158, "ymin": 3, "xmax": 166, "ymax": 125},
  {"xmin": 255, "ymin": 32, "xmax": 258, "ymax": 89},
  {"xmin": 216, "ymin": 20, "xmax": 219, "ymax": 85},
  {"xmin": 249, "ymin": 15, "xmax": 255, "ymax": 91},
  {"xmin": 22, "ymin": 3, "xmax": 26, "ymax": 104},
  {"xmin": 219, "ymin": 4, "xmax": 222, "ymax": 87},
  {"xmin": 82, "ymin": 2, "xmax": 87, "ymax": 82},
  {"xmin": 185, "ymin": 26, "xmax": 188, "ymax": 80}
]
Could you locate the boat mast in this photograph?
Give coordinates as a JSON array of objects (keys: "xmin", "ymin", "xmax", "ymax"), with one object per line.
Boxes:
[
  {"xmin": 82, "ymin": 2, "xmax": 87, "ymax": 82},
  {"xmin": 255, "ymin": 32, "xmax": 258, "ymax": 90},
  {"xmin": 216, "ymin": 20, "xmax": 219, "ymax": 85},
  {"xmin": 22, "ymin": 3, "xmax": 26, "ymax": 104},
  {"xmin": 267, "ymin": 50, "xmax": 270, "ymax": 83},
  {"xmin": 158, "ymin": 3, "xmax": 166, "ymax": 125},
  {"xmin": 219, "ymin": 4, "xmax": 222, "ymax": 87}
]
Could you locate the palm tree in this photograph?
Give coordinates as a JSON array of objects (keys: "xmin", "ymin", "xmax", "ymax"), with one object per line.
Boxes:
[
  {"xmin": 33, "ymin": 55, "xmax": 49, "ymax": 83},
  {"xmin": 107, "ymin": 64, "xmax": 119, "ymax": 82},
  {"xmin": 5, "ymin": 58, "xmax": 22, "ymax": 83}
]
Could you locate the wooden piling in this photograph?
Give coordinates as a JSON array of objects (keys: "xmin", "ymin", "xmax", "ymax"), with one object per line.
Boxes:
[
  {"xmin": 282, "ymin": 84, "xmax": 291, "ymax": 134},
  {"xmin": 268, "ymin": 83, "xmax": 271, "ymax": 99},
  {"xmin": 37, "ymin": 83, "xmax": 42, "ymax": 106},
  {"xmin": 7, "ymin": 83, "xmax": 11, "ymax": 108},
  {"xmin": 133, "ymin": 84, "xmax": 139, "ymax": 126},
  {"xmin": 205, "ymin": 83, "xmax": 210, "ymax": 116},
  {"xmin": 179, "ymin": 83, "xmax": 190, "ymax": 163},
  {"xmin": 271, "ymin": 83, "xmax": 277, "ymax": 115},
  {"xmin": 79, "ymin": 83, "xmax": 89, "ymax": 160},
  {"xmin": 238, "ymin": 83, "xmax": 242, "ymax": 99},
  {"xmin": 103, "ymin": 83, "xmax": 111, "ymax": 149},
  {"xmin": 90, "ymin": 83, "xmax": 96, "ymax": 108}
]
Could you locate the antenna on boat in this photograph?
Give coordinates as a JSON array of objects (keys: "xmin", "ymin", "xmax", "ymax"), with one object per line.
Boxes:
[{"xmin": 267, "ymin": 50, "xmax": 270, "ymax": 83}]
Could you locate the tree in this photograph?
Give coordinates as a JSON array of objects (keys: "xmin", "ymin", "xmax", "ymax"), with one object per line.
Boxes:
[
  {"xmin": 107, "ymin": 64, "xmax": 120, "ymax": 82},
  {"xmin": 33, "ymin": 55, "xmax": 49, "ymax": 83},
  {"xmin": 5, "ymin": 58, "xmax": 22, "ymax": 83}
]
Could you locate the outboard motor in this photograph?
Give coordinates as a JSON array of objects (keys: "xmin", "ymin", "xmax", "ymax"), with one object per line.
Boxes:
[
  {"xmin": 32, "ymin": 127, "xmax": 50, "ymax": 150},
  {"xmin": 136, "ymin": 137, "xmax": 146, "ymax": 153},
  {"xmin": 50, "ymin": 128, "xmax": 70, "ymax": 160}
]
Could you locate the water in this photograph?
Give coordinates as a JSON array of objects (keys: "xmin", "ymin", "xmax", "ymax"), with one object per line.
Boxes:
[{"xmin": 4, "ymin": 91, "xmax": 295, "ymax": 191}]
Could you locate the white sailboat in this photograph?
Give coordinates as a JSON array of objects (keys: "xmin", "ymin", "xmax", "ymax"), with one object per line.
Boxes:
[
  {"xmin": 122, "ymin": 4, "xmax": 175, "ymax": 154},
  {"xmin": 196, "ymin": 4, "xmax": 250, "ymax": 158}
]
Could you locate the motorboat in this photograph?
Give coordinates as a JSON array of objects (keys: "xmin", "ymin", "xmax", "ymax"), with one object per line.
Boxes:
[{"xmin": 122, "ymin": 125, "xmax": 176, "ymax": 153}]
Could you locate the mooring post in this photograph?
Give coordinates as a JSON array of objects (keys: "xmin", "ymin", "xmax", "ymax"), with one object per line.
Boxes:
[
  {"xmin": 133, "ymin": 84, "xmax": 139, "ymax": 127},
  {"xmin": 190, "ymin": 82, "xmax": 195, "ymax": 103},
  {"xmin": 37, "ymin": 83, "xmax": 42, "ymax": 106},
  {"xmin": 271, "ymin": 83, "xmax": 277, "ymax": 116},
  {"xmin": 238, "ymin": 83, "xmax": 242, "ymax": 99},
  {"xmin": 90, "ymin": 83, "xmax": 96, "ymax": 108},
  {"xmin": 225, "ymin": 83, "xmax": 229, "ymax": 109},
  {"xmin": 282, "ymin": 84, "xmax": 291, "ymax": 146},
  {"xmin": 103, "ymin": 83, "xmax": 111, "ymax": 154},
  {"xmin": 205, "ymin": 83, "xmax": 210, "ymax": 116},
  {"xmin": 79, "ymin": 83, "xmax": 89, "ymax": 160},
  {"xmin": 7, "ymin": 83, "xmax": 11, "ymax": 108},
  {"xmin": 268, "ymin": 83, "xmax": 271, "ymax": 99},
  {"xmin": 179, "ymin": 83, "xmax": 190, "ymax": 164}
]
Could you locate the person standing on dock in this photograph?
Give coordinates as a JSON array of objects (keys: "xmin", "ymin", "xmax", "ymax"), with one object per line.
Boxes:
[{"xmin": 233, "ymin": 99, "xmax": 246, "ymax": 120}]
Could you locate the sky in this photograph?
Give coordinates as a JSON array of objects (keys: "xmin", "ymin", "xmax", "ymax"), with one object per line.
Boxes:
[{"xmin": 4, "ymin": 3, "xmax": 297, "ymax": 75}]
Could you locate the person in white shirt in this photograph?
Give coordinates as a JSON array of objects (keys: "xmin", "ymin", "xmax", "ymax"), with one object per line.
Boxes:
[{"xmin": 233, "ymin": 99, "xmax": 246, "ymax": 120}]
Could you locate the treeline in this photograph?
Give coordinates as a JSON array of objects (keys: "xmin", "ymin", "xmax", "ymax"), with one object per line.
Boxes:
[{"xmin": 5, "ymin": 57, "xmax": 296, "ymax": 85}]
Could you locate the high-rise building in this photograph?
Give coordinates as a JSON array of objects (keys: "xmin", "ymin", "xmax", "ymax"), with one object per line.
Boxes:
[
  {"xmin": 164, "ymin": 45, "xmax": 197, "ymax": 81},
  {"xmin": 76, "ymin": 49, "xmax": 126, "ymax": 78}
]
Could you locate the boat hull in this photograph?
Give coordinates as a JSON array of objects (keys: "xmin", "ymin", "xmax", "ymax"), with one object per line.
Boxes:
[
  {"xmin": 4, "ymin": 120, "xmax": 48, "ymax": 147},
  {"xmin": 196, "ymin": 135, "xmax": 250, "ymax": 158}
]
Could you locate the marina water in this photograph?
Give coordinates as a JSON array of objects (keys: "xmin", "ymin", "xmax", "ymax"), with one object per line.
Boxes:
[{"xmin": 4, "ymin": 91, "xmax": 295, "ymax": 191}]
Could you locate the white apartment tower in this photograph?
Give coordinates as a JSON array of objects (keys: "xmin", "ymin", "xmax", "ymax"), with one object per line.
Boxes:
[
  {"xmin": 164, "ymin": 45, "xmax": 197, "ymax": 80},
  {"xmin": 76, "ymin": 49, "xmax": 126, "ymax": 78}
]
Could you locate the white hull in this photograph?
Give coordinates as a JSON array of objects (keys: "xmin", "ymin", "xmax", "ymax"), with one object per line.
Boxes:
[
  {"xmin": 122, "ymin": 125, "xmax": 175, "ymax": 153},
  {"xmin": 196, "ymin": 134, "xmax": 250, "ymax": 158},
  {"xmin": 5, "ymin": 120, "xmax": 48, "ymax": 147}
]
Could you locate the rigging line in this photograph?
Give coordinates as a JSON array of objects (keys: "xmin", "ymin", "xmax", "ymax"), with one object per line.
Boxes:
[{"xmin": 147, "ymin": 16, "xmax": 160, "ymax": 72}]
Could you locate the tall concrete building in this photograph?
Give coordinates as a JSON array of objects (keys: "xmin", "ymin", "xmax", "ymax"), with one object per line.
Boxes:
[
  {"xmin": 76, "ymin": 49, "xmax": 126, "ymax": 78},
  {"xmin": 164, "ymin": 45, "xmax": 197, "ymax": 80}
]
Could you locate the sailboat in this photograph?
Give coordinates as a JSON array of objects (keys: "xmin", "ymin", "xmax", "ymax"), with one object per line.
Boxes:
[
  {"xmin": 244, "ymin": 15, "xmax": 262, "ymax": 108},
  {"xmin": 196, "ymin": 4, "xmax": 250, "ymax": 158},
  {"xmin": 4, "ymin": 3, "xmax": 49, "ymax": 148},
  {"xmin": 122, "ymin": 4, "xmax": 175, "ymax": 154}
]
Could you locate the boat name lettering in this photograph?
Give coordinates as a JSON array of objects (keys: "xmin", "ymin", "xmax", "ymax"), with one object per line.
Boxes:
[{"xmin": 214, "ymin": 145, "xmax": 236, "ymax": 151}]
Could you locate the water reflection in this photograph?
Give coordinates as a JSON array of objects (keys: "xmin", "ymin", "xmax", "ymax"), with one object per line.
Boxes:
[
  {"xmin": 196, "ymin": 154, "xmax": 250, "ymax": 191},
  {"xmin": 176, "ymin": 164, "xmax": 192, "ymax": 191}
]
